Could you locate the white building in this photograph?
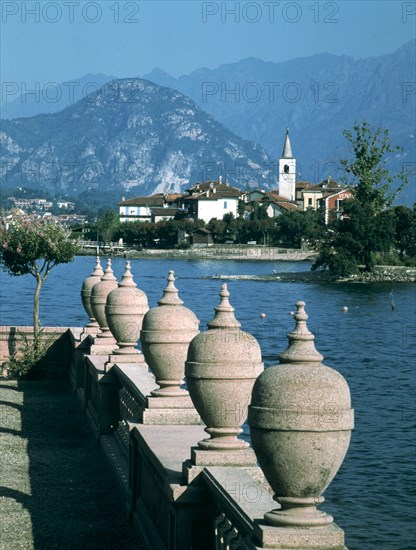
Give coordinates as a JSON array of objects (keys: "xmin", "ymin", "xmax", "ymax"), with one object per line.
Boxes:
[
  {"xmin": 184, "ymin": 179, "xmax": 241, "ymax": 223},
  {"xmin": 118, "ymin": 194, "xmax": 184, "ymax": 222},
  {"xmin": 278, "ymin": 129, "xmax": 296, "ymax": 202}
]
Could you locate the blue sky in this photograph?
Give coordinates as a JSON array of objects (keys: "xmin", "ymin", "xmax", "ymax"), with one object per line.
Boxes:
[{"xmin": 1, "ymin": 0, "xmax": 415, "ymax": 83}]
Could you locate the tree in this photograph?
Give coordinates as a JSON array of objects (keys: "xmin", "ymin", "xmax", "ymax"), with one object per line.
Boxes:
[
  {"xmin": 313, "ymin": 200, "xmax": 395, "ymax": 274},
  {"xmin": 314, "ymin": 122, "xmax": 409, "ymax": 275},
  {"xmin": 340, "ymin": 121, "xmax": 408, "ymax": 214},
  {"xmin": 97, "ymin": 208, "xmax": 119, "ymax": 243},
  {"xmin": 0, "ymin": 217, "xmax": 78, "ymax": 346},
  {"xmin": 392, "ymin": 205, "xmax": 416, "ymax": 260}
]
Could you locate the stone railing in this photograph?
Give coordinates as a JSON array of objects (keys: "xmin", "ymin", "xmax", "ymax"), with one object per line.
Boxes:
[{"xmin": 54, "ymin": 257, "xmax": 354, "ymax": 549}]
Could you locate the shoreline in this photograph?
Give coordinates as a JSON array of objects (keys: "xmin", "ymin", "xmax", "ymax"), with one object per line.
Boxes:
[
  {"xmin": 207, "ymin": 266, "xmax": 416, "ymax": 284},
  {"xmin": 77, "ymin": 245, "xmax": 314, "ymax": 262}
]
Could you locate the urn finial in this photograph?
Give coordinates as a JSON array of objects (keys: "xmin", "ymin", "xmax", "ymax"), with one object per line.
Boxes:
[
  {"xmin": 248, "ymin": 301, "xmax": 354, "ymax": 529},
  {"xmin": 105, "ymin": 261, "xmax": 149, "ymax": 357},
  {"xmin": 102, "ymin": 258, "xmax": 117, "ymax": 281},
  {"xmin": 207, "ymin": 283, "xmax": 241, "ymax": 329},
  {"xmin": 92, "ymin": 256, "xmax": 103, "ymax": 277},
  {"xmin": 119, "ymin": 261, "xmax": 136, "ymax": 288},
  {"xmin": 141, "ymin": 270, "xmax": 199, "ymax": 396},
  {"xmin": 81, "ymin": 256, "xmax": 104, "ymax": 329},
  {"xmin": 186, "ymin": 284, "xmax": 263, "ymax": 450},
  {"xmin": 90, "ymin": 258, "xmax": 118, "ymax": 338},
  {"xmin": 158, "ymin": 270, "xmax": 184, "ymax": 306},
  {"xmin": 279, "ymin": 300, "xmax": 323, "ymax": 365}
]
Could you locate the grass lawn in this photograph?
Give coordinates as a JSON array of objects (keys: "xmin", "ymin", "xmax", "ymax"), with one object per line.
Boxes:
[{"xmin": 0, "ymin": 379, "xmax": 141, "ymax": 549}]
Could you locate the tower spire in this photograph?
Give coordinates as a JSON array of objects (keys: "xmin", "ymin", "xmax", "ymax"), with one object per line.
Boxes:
[{"xmin": 282, "ymin": 128, "xmax": 293, "ymax": 159}]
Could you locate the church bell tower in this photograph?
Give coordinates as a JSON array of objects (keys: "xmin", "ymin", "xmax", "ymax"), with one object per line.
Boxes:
[{"xmin": 278, "ymin": 128, "xmax": 296, "ymax": 201}]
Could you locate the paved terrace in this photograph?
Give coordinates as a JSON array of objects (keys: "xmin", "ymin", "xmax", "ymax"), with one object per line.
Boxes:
[{"xmin": 0, "ymin": 378, "xmax": 142, "ymax": 550}]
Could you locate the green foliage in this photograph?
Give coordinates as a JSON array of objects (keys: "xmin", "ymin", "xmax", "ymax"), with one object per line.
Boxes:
[
  {"xmin": 0, "ymin": 217, "xmax": 78, "ymax": 277},
  {"xmin": 276, "ymin": 208, "xmax": 324, "ymax": 248},
  {"xmin": 176, "ymin": 239, "xmax": 191, "ymax": 250},
  {"xmin": 0, "ymin": 216, "xmax": 78, "ymax": 340},
  {"xmin": 97, "ymin": 208, "xmax": 120, "ymax": 243},
  {"xmin": 313, "ymin": 200, "xmax": 395, "ymax": 274},
  {"xmin": 250, "ymin": 202, "xmax": 269, "ymax": 221},
  {"xmin": 3, "ymin": 330, "xmax": 52, "ymax": 379},
  {"xmin": 392, "ymin": 205, "xmax": 416, "ymax": 259},
  {"xmin": 313, "ymin": 122, "xmax": 410, "ymax": 276},
  {"xmin": 340, "ymin": 121, "xmax": 408, "ymax": 213}
]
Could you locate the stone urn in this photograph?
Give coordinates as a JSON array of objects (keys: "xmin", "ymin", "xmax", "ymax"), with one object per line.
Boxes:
[
  {"xmin": 90, "ymin": 259, "xmax": 118, "ymax": 339},
  {"xmin": 248, "ymin": 301, "xmax": 354, "ymax": 527},
  {"xmin": 185, "ymin": 284, "xmax": 263, "ymax": 450},
  {"xmin": 105, "ymin": 261, "xmax": 149, "ymax": 355},
  {"xmin": 81, "ymin": 256, "xmax": 103, "ymax": 328},
  {"xmin": 141, "ymin": 270, "xmax": 199, "ymax": 397}
]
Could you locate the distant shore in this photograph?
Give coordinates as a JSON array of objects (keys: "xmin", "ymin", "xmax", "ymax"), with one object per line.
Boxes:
[
  {"xmin": 77, "ymin": 244, "xmax": 314, "ymax": 262},
  {"xmin": 76, "ymin": 246, "xmax": 415, "ymax": 282},
  {"xmin": 207, "ymin": 266, "xmax": 416, "ymax": 284}
]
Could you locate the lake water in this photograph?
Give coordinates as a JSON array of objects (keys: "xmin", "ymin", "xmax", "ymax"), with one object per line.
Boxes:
[{"xmin": 1, "ymin": 256, "xmax": 415, "ymax": 550}]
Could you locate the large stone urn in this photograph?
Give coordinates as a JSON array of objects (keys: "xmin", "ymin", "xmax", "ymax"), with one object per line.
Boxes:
[
  {"xmin": 81, "ymin": 256, "xmax": 103, "ymax": 329},
  {"xmin": 141, "ymin": 270, "xmax": 199, "ymax": 396},
  {"xmin": 105, "ymin": 261, "xmax": 149, "ymax": 357},
  {"xmin": 90, "ymin": 258, "xmax": 118, "ymax": 339},
  {"xmin": 185, "ymin": 284, "xmax": 263, "ymax": 450},
  {"xmin": 248, "ymin": 301, "xmax": 354, "ymax": 527}
]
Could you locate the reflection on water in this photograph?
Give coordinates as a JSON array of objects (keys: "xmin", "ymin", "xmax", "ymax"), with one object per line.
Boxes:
[{"xmin": 1, "ymin": 256, "xmax": 415, "ymax": 549}]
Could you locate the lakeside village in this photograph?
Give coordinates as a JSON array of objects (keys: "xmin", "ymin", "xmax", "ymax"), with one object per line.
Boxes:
[
  {"xmin": 2, "ymin": 128, "xmax": 416, "ymax": 280},
  {"xmin": 3, "ymin": 131, "xmax": 349, "ymax": 243}
]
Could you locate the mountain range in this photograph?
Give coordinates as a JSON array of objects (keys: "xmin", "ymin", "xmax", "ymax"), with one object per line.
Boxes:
[
  {"xmin": 1, "ymin": 41, "xmax": 414, "ymax": 204},
  {"xmin": 0, "ymin": 79, "xmax": 271, "ymax": 197}
]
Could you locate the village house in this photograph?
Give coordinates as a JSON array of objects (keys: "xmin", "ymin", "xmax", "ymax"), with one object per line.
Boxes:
[
  {"xmin": 117, "ymin": 130, "xmax": 351, "ymax": 226},
  {"xmin": 301, "ymin": 178, "xmax": 353, "ymax": 223},
  {"xmin": 182, "ymin": 177, "xmax": 242, "ymax": 223},
  {"xmin": 119, "ymin": 179, "xmax": 242, "ymax": 224},
  {"xmin": 245, "ymin": 189, "xmax": 299, "ymax": 217},
  {"xmin": 118, "ymin": 193, "xmax": 184, "ymax": 223}
]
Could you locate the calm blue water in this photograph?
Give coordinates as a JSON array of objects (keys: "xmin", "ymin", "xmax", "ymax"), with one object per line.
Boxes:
[{"xmin": 1, "ymin": 256, "xmax": 415, "ymax": 550}]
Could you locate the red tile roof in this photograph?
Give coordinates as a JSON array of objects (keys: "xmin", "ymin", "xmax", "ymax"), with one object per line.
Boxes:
[{"xmin": 118, "ymin": 193, "xmax": 183, "ymax": 206}]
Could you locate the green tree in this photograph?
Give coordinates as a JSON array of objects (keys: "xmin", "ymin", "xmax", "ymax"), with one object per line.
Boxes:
[
  {"xmin": 313, "ymin": 200, "xmax": 395, "ymax": 275},
  {"xmin": 340, "ymin": 121, "xmax": 408, "ymax": 213},
  {"xmin": 0, "ymin": 217, "xmax": 78, "ymax": 346},
  {"xmin": 393, "ymin": 205, "xmax": 416, "ymax": 260},
  {"xmin": 314, "ymin": 122, "xmax": 409, "ymax": 275},
  {"xmin": 276, "ymin": 209, "xmax": 324, "ymax": 248},
  {"xmin": 97, "ymin": 208, "xmax": 119, "ymax": 243}
]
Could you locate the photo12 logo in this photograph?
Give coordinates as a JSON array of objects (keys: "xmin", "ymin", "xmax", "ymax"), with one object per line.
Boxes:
[
  {"xmin": 1, "ymin": 1, "xmax": 140, "ymax": 24},
  {"xmin": 201, "ymin": 81, "xmax": 339, "ymax": 104},
  {"xmin": 201, "ymin": 1, "xmax": 340, "ymax": 24}
]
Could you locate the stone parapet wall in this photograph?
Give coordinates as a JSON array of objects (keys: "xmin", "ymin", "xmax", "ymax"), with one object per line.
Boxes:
[{"xmin": 0, "ymin": 326, "xmax": 77, "ymax": 377}]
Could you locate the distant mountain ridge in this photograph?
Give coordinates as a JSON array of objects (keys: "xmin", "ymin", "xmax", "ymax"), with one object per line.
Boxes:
[
  {"xmin": 143, "ymin": 40, "xmax": 415, "ymax": 204},
  {"xmin": 0, "ymin": 79, "xmax": 272, "ymax": 197},
  {"xmin": 1, "ymin": 41, "xmax": 414, "ymax": 204}
]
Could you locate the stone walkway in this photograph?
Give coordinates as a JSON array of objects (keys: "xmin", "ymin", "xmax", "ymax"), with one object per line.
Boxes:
[{"xmin": 0, "ymin": 379, "xmax": 141, "ymax": 549}]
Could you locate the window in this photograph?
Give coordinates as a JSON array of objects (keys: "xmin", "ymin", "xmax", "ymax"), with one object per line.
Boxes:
[
  {"xmin": 284, "ymin": 165, "xmax": 289, "ymax": 174},
  {"xmin": 223, "ymin": 201, "xmax": 228, "ymax": 209},
  {"xmin": 308, "ymin": 198, "xmax": 313, "ymax": 206}
]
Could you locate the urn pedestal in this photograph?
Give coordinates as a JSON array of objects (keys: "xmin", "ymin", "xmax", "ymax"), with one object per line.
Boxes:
[
  {"xmin": 248, "ymin": 301, "xmax": 353, "ymax": 548},
  {"xmin": 80, "ymin": 256, "xmax": 103, "ymax": 336},
  {"xmin": 105, "ymin": 261, "xmax": 149, "ymax": 367},
  {"xmin": 184, "ymin": 284, "xmax": 263, "ymax": 482},
  {"xmin": 89, "ymin": 259, "xmax": 119, "ymax": 354}
]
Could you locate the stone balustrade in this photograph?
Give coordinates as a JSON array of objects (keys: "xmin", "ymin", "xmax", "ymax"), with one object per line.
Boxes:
[{"xmin": 9, "ymin": 256, "xmax": 352, "ymax": 550}]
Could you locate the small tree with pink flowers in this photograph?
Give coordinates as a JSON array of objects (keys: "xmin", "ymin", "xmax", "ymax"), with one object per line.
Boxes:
[{"xmin": 0, "ymin": 216, "xmax": 78, "ymax": 375}]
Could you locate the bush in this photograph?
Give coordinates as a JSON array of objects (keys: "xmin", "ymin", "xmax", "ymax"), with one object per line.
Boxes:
[
  {"xmin": 2, "ymin": 330, "xmax": 52, "ymax": 379},
  {"xmin": 176, "ymin": 239, "xmax": 191, "ymax": 250}
]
